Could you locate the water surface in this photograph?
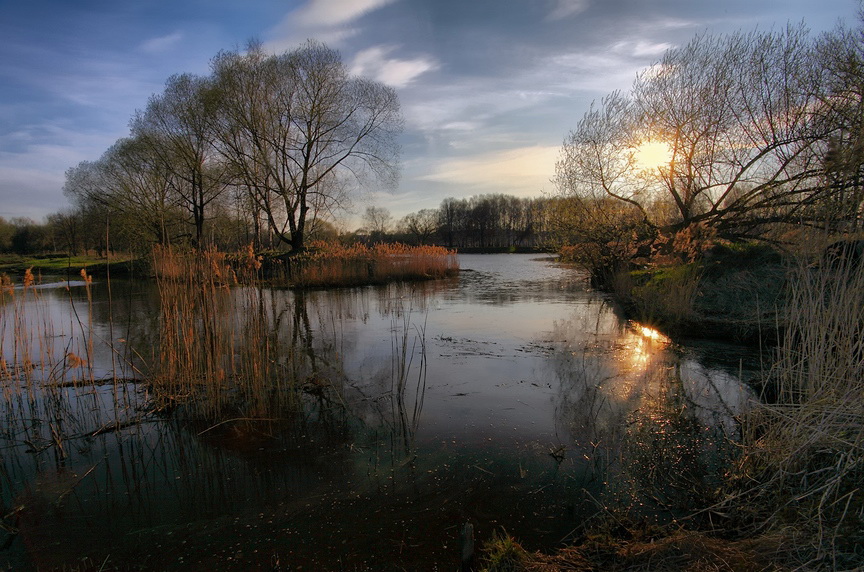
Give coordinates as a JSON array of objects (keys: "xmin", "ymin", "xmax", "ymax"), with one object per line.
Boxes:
[{"xmin": 0, "ymin": 254, "xmax": 757, "ymax": 570}]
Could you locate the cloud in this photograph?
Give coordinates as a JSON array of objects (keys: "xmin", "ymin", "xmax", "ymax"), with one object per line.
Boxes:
[
  {"xmin": 266, "ymin": 0, "xmax": 399, "ymax": 52},
  {"xmin": 547, "ymin": 0, "xmax": 590, "ymax": 21},
  {"xmin": 350, "ymin": 46, "xmax": 437, "ymax": 88},
  {"xmin": 0, "ymin": 165, "xmax": 65, "ymax": 220},
  {"xmin": 416, "ymin": 145, "xmax": 559, "ymax": 195},
  {"xmin": 612, "ymin": 40, "xmax": 673, "ymax": 58},
  {"xmin": 138, "ymin": 31, "xmax": 184, "ymax": 54},
  {"xmin": 0, "ymin": 126, "xmax": 127, "ymax": 219},
  {"xmin": 293, "ymin": 0, "xmax": 397, "ymax": 28}
]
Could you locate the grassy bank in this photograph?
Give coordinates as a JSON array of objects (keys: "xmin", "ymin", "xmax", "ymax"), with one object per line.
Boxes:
[
  {"xmin": 0, "ymin": 253, "xmax": 142, "ymax": 277},
  {"xmin": 720, "ymin": 254, "xmax": 864, "ymax": 569},
  {"xmin": 0, "ymin": 242, "xmax": 459, "ymax": 289},
  {"xmin": 476, "ymin": 525, "xmax": 788, "ymax": 571},
  {"xmin": 610, "ymin": 243, "xmax": 787, "ymax": 342}
]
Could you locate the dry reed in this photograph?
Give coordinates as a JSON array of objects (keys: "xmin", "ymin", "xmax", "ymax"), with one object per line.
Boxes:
[
  {"xmin": 725, "ymin": 252, "xmax": 864, "ymax": 569},
  {"xmin": 288, "ymin": 241, "xmax": 459, "ymax": 287},
  {"xmin": 150, "ymin": 244, "xmax": 297, "ymax": 422}
]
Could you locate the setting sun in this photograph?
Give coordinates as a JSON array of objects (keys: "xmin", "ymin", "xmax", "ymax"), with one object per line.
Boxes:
[{"xmin": 634, "ymin": 141, "xmax": 673, "ymax": 171}]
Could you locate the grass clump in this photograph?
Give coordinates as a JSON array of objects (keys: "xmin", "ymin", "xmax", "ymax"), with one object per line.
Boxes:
[
  {"xmin": 480, "ymin": 529, "xmax": 534, "ymax": 571},
  {"xmin": 277, "ymin": 241, "xmax": 459, "ymax": 287}
]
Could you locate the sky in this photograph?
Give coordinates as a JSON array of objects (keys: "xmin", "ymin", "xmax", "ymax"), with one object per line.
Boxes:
[{"xmin": 0, "ymin": 0, "xmax": 859, "ymax": 229}]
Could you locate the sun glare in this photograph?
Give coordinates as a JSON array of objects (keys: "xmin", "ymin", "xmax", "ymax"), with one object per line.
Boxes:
[{"xmin": 634, "ymin": 141, "xmax": 673, "ymax": 171}]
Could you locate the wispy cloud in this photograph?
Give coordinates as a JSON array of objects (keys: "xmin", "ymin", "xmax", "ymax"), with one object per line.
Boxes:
[
  {"xmin": 350, "ymin": 46, "xmax": 437, "ymax": 88},
  {"xmin": 547, "ymin": 0, "xmax": 590, "ymax": 21},
  {"xmin": 294, "ymin": 0, "xmax": 398, "ymax": 27},
  {"xmin": 138, "ymin": 31, "xmax": 184, "ymax": 54},
  {"xmin": 612, "ymin": 40, "xmax": 674, "ymax": 58},
  {"xmin": 267, "ymin": 0, "xmax": 399, "ymax": 51}
]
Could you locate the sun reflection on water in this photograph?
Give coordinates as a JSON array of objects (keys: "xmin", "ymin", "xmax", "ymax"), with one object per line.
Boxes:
[{"xmin": 627, "ymin": 322, "xmax": 671, "ymax": 370}]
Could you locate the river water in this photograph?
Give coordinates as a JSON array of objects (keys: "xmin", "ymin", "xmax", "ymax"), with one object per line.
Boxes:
[{"xmin": 0, "ymin": 254, "xmax": 757, "ymax": 570}]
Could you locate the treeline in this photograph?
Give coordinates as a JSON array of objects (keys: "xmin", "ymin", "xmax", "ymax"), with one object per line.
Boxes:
[
  {"xmin": 4, "ymin": 192, "xmax": 574, "ymax": 255},
  {"xmin": 0, "ymin": 217, "xmax": 57, "ymax": 254},
  {"xmin": 379, "ymin": 194, "xmax": 557, "ymax": 250}
]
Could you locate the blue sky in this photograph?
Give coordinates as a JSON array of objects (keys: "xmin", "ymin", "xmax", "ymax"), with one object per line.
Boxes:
[{"xmin": 0, "ymin": 0, "xmax": 858, "ymax": 227}]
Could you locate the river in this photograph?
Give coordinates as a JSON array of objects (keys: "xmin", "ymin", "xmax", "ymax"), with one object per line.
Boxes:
[{"xmin": 0, "ymin": 253, "xmax": 758, "ymax": 570}]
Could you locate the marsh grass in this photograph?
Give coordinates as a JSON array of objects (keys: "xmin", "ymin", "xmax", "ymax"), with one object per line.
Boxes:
[
  {"xmin": 285, "ymin": 241, "xmax": 459, "ymax": 287},
  {"xmin": 724, "ymin": 253, "xmax": 864, "ymax": 569},
  {"xmin": 612, "ymin": 264, "xmax": 702, "ymax": 333},
  {"xmin": 151, "ymin": 245, "xmax": 304, "ymax": 423},
  {"xmin": 0, "ymin": 266, "xmax": 148, "ymax": 548}
]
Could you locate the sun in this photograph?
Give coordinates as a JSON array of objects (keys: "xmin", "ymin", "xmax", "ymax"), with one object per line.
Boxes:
[{"xmin": 634, "ymin": 141, "xmax": 673, "ymax": 171}]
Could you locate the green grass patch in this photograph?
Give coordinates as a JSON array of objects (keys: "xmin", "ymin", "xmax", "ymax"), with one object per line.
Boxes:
[{"xmin": 0, "ymin": 253, "xmax": 140, "ymax": 277}]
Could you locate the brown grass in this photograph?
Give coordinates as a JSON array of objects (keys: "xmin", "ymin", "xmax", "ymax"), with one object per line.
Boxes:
[
  {"xmin": 479, "ymin": 527, "xmax": 790, "ymax": 571},
  {"xmin": 286, "ymin": 241, "xmax": 459, "ymax": 287},
  {"xmin": 150, "ymin": 244, "xmax": 298, "ymax": 422},
  {"xmin": 720, "ymin": 252, "xmax": 864, "ymax": 569}
]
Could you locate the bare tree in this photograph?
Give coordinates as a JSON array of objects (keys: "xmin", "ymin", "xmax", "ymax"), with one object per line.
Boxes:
[
  {"xmin": 363, "ymin": 206, "xmax": 392, "ymax": 241},
  {"xmin": 64, "ymin": 137, "xmax": 183, "ymax": 247},
  {"xmin": 556, "ymin": 25, "xmax": 831, "ymax": 243},
  {"xmin": 131, "ymin": 73, "xmax": 228, "ymax": 246},
  {"xmin": 210, "ymin": 41, "xmax": 403, "ymax": 251},
  {"xmin": 814, "ymin": 20, "xmax": 864, "ymax": 231},
  {"xmin": 401, "ymin": 208, "xmax": 439, "ymax": 244}
]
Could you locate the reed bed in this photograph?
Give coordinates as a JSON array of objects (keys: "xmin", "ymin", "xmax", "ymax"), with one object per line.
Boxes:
[
  {"xmin": 287, "ymin": 241, "xmax": 459, "ymax": 288},
  {"xmin": 725, "ymin": 252, "xmax": 864, "ymax": 569},
  {"xmin": 151, "ymin": 244, "xmax": 303, "ymax": 423},
  {"xmin": 0, "ymin": 267, "xmax": 147, "ymax": 538}
]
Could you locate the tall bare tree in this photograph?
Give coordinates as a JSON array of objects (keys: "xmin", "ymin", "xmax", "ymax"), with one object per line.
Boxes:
[
  {"xmin": 64, "ymin": 137, "xmax": 182, "ymax": 247},
  {"xmin": 815, "ymin": 20, "xmax": 864, "ymax": 231},
  {"xmin": 131, "ymin": 73, "xmax": 227, "ymax": 246},
  {"xmin": 210, "ymin": 41, "xmax": 403, "ymax": 251}
]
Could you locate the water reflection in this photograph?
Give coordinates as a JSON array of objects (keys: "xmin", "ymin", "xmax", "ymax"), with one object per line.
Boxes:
[
  {"xmin": 547, "ymin": 305, "xmax": 756, "ymax": 525},
  {"xmin": 0, "ymin": 255, "xmax": 758, "ymax": 569}
]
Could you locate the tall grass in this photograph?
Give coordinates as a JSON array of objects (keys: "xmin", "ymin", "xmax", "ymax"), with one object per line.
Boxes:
[
  {"xmin": 151, "ymin": 245, "xmax": 302, "ymax": 423},
  {"xmin": 728, "ymin": 253, "xmax": 864, "ymax": 568},
  {"xmin": 286, "ymin": 241, "xmax": 459, "ymax": 287}
]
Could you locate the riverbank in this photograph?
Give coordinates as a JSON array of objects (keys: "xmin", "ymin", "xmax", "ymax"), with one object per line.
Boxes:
[
  {"xmin": 608, "ymin": 243, "xmax": 788, "ymax": 344},
  {"xmin": 0, "ymin": 243, "xmax": 460, "ymax": 288},
  {"xmin": 0, "ymin": 253, "xmax": 144, "ymax": 277}
]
